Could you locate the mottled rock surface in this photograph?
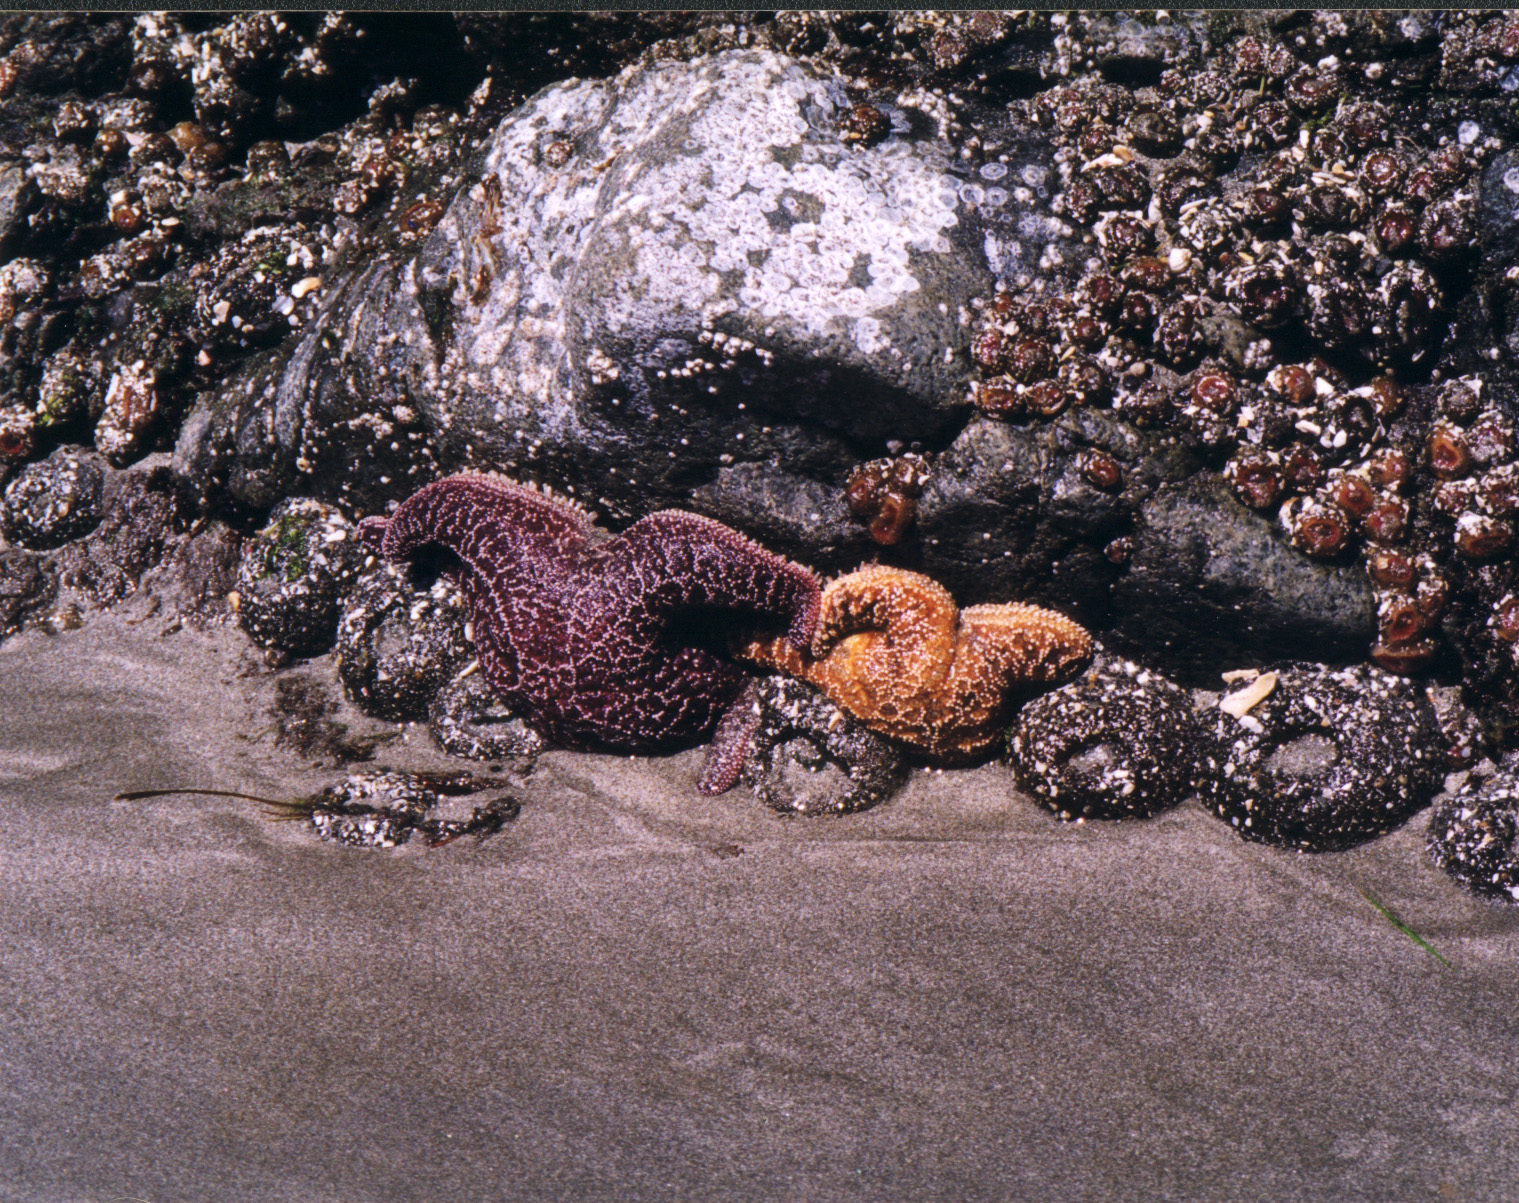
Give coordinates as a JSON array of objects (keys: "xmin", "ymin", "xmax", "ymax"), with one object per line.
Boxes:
[
  {"xmin": 175, "ymin": 48, "xmax": 1072, "ymax": 527},
  {"xmin": 1109, "ymin": 475, "xmax": 1377, "ymax": 682}
]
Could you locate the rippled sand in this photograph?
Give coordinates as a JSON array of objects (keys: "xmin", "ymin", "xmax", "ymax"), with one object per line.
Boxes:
[{"xmin": 2, "ymin": 614, "xmax": 1516, "ymax": 1202}]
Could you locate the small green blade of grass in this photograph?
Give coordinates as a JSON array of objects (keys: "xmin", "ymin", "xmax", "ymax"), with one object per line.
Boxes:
[{"xmin": 1356, "ymin": 886, "xmax": 1452, "ymax": 969}]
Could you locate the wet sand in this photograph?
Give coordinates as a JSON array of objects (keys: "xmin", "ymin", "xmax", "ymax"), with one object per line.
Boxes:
[{"xmin": 2, "ymin": 613, "xmax": 1517, "ymax": 1202}]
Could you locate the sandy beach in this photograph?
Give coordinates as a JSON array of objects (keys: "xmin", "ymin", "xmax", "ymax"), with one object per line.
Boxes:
[{"xmin": 2, "ymin": 613, "xmax": 1515, "ymax": 1202}]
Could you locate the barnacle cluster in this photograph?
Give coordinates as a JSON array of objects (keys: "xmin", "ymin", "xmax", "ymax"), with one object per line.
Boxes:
[
  {"xmin": 335, "ymin": 557, "xmax": 472, "ymax": 722},
  {"xmin": 233, "ymin": 497, "xmax": 363, "ymax": 657},
  {"xmin": 1201, "ymin": 662, "xmax": 1445, "ymax": 852},
  {"xmin": 963, "ymin": 18, "xmax": 1517, "ymax": 682},
  {"xmin": 738, "ymin": 674, "xmax": 906, "ymax": 816},
  {"xmin": 0, "ymin": 13, "xmax": 478, "ymax": 483},
  {"xmin": 286, "ymin": 768, "xmax": 521, "ymax": 849},
  {"xmin": 1008, "ymin": 649, "xmax": 1204, "ymax": 822},
  {"xmin": 0, "ymin": 445, "xmax": 103, "ymax": 549},
  {"xmin": 1428, "ymin": 760, "xmax": 1519, "ymax": 903}
]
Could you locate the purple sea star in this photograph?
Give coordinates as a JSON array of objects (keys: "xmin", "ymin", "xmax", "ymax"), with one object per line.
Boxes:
[{"xmin": 358, "ymin": 474, "xmax": 820, "ymax": 789}]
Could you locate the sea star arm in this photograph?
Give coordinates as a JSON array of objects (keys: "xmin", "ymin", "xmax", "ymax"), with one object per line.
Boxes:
[
  {"xmin": 810, "ymin": 564, "xmax": 959, "ymax": 669},
  {"xmin": 696, "ymin": 680, "xmax": 763, "ymax": 795},
  {"xmin": 358, "ymin": 475, "xmax": 589, "ymax": 704},
  {"xmin": 957, "ymin": 603, "xmax": 1094, "ymax": 688},
  {"xmin": 358, "ymin": 473, "xmax": 590, "ymax": 563},
  {"xmin": 617, "ymin": 510, "xmax": 821, "ymax": 650}
]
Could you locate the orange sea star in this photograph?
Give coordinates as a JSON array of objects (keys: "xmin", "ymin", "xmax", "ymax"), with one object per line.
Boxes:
[{"xmin": 741, "ymin": 564, "xmax": 1093, "ymax": 762}]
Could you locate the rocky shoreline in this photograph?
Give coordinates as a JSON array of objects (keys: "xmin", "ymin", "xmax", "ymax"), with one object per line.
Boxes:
[{"xmin": 2, "ymin": 12, "xmax": 1519, "ymax": 895}]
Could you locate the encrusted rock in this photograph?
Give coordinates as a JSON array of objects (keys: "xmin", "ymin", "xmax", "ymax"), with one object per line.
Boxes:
[
  {"xmin": 292, "ymin": 769, "xmax": 521, "ymax": 849},
  {"xmin": 1428, "ymin": 764, "xmax": 1519, "ymax": 905},
  {"xmin": 429, "ymin": 668, "xmax": 546, "ymax": 762},
  {"xmin": 175, "ymin": 49, "xmax": 1069, "ymax": 525},
  {"xmin": 738, "ymin": 675, "xmax": 906, "ymax": 815},
  {"xmin": 234, "ymin": 498, "xmax": 364, "ymax": 656},
  {"xmin": 1199, "ymin": 662, "xmax": 1444, "ymax": 852},
  {"xmin": 1008, "ymin": 651, "xmax": 1203, "ymax": 820},
  {"xmin": 50, "ymin": 462, "xmax": 181, "ymax": 604},
  {"xmin": 0, "ymin": 446, "xmax": 105, "ymax": 549},
  {"xmin": 336, "ymin": 559, "xmax": 471, "ymax": 721}
]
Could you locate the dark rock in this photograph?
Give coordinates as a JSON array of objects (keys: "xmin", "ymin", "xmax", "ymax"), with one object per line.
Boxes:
[
  {"xmin": 914, "ymin": 410, "xmax": 1190, "ymax": 623},
  {"xmin": 1107, "ymin": 475, "xmax": 1376, "ymax": 684},
  {"xmin": 337, "ymin": 560, "xmax": 471, "ymax": 722},
  {"xmin": 0, "ymin": 161, "xmax": 37, "ymax": 256},
  {"xmin": 687, "ymin": 462, "xmax": 871, "ymax": 575},
  {"xmin": 233, "ymin": 498, "xmax": 364, "ymax": 656},
  {"xmin": 453, "ymin": 12, "xmax": 702, "ymax": 93},
  {"xmin": 1084, "ymin": 13, "xmax": 1203, "ymax": 80},
  {"xmin": 0, "ymin": 13, "xmax": 133, "ymax": 96},
  {"xmin": 0, "ymin": 546, "xmax": 55, "ymax": 637},
  {"xmin": 1, "ymin": 446, "xmax": 105, "ymax": 549}
]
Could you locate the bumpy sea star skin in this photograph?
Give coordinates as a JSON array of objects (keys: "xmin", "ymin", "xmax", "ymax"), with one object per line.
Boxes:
[
  {"xmin": 742, "ymin": 564, "xmax": 1092, "ymax": 762},
  {"xmin": 358, "ymin": 473, "xmax": 821, "ymax": 757}
]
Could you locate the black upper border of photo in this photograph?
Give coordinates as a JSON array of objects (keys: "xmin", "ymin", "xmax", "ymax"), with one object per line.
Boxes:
[{"xmin": 0, "ymin": 4, "xmax": 1452, "ymax": 18}]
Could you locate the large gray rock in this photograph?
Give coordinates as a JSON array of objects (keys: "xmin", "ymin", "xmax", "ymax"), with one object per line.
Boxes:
[
  {"xmin": 169, "ymin": 46, "xmax": 1382, "ymax": 685},
  {"xmin": 174, "ymin": 49, "xmax": 1070, "ymax": 522}
]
